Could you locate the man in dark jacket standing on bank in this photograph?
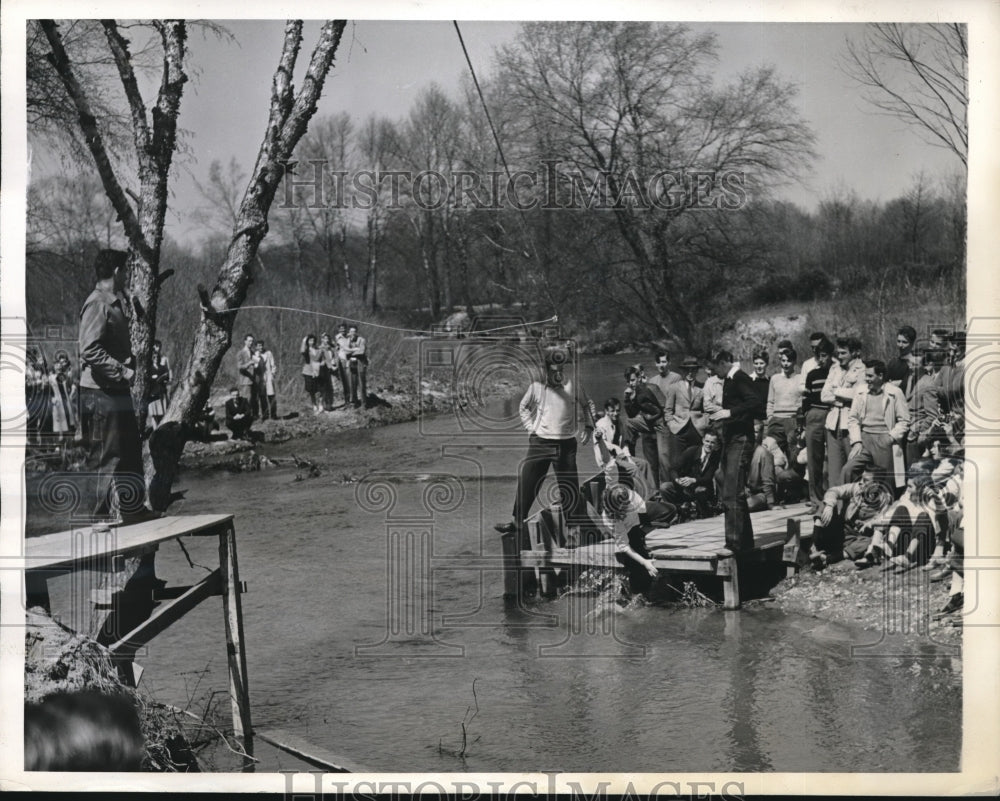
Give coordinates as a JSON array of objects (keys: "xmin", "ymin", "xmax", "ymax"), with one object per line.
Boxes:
[
  {"xmin": 78, "ymin": 249, "xmax": 147, "ymax": 521},
  {"xmin": 708, "ymin": 350, "xmax": 761, "ymax": 552}
]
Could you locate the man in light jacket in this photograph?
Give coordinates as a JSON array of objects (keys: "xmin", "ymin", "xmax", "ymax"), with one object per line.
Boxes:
[
  {"xmin": 842, "ymin": 359, "xmax": 910, "ymax": 490},
  {"xmin": 662, "ymin": 356, "xmax": 705, "ymax": 468},
  {"xmin": 821, "ymin": 337, "xmax": 866, "ymax": 491}
]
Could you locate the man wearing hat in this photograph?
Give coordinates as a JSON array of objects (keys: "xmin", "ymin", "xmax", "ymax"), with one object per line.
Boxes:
[
  {"xmin": 78, "ymin": 249, "xmax": 147, "ymax": 520},
  {"xmin": 661, "ymin": 356, "xmax": 705, "ymax": 469},
  {"xmin": 494, "ymin": 345, "xmax": 595, "ymax": 549}
]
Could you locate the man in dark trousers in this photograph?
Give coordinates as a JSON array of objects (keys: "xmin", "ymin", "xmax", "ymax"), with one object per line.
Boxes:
[
  {"xmin": 224, "ymin": 387, "xmax": 254, "ymax": 440},
  {"xmin": 708, "ymin": 350, "xmax": 762, "ymax": 552},
  {"xmin": 494, "ymin": 346, "xmax": 594, "ymax": 549},
  {"xmin": 657, "ymin": 427, "xmax": 722, "ymax": 516},
  {"xmin": 78, "ymin": 249, "xmax": 148, "ymax": 521},
  {"xmin": 236, "ymin": 333, "xmax": 257, "ymax": 416},
  {"xmin": 622, "ymin": 364, "xmax": 665, "ymax": 485}
]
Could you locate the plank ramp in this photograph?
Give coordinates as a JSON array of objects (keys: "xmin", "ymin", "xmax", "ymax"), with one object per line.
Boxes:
[
  {"xmin": 256, "ymin": 728, "xmax": 363, "ymax": 772},
  {"xmin": 24, "ymin": 514, "xmax": 234, "ymax": 570},
  {"xmin": 523, "ymin": 504, "xmax": 813, "ymax": 568}
]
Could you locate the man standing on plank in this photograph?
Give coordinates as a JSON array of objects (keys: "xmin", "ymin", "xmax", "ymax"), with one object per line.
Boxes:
[
  {"xmin": 494, "ymin": 345, "xmax": 594, "ymax": 549},
  {"xmin": 708, "ymin": 350, "xmax": 761, "ymax": 552}
]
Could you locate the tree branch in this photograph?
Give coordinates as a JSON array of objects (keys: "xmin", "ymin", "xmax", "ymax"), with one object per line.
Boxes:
[
  {"xmin": 101, "ymin": 20, "xmax": 152, "ymax": 169},
  {"xmin": 40, "ymin": 19, "xmax": 148, "ymax": 258}
]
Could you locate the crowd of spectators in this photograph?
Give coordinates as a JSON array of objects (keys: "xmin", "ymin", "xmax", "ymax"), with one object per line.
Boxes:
[
  {"xmin": 587, "ymin": 326, "xmax": 966, "ymax": 618},
  {"xmin": 25, "ymin": 319, "xmax": 376, "ymax": 452}
]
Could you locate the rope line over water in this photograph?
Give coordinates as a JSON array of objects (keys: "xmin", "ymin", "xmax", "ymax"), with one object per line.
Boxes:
[{"xmin": 215, "ymin": 304, "xmax": 558, "ymax": 336}]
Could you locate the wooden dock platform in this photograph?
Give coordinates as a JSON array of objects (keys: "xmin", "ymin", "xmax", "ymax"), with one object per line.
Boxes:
[{"xmin": 519, "ymin": 502, "xmax": 816, "ymax": 609}]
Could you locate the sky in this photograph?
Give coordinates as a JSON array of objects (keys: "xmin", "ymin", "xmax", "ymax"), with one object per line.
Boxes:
[{"xmin": 35, "ymin": 19, "xmax": 965, "ymax": 245}]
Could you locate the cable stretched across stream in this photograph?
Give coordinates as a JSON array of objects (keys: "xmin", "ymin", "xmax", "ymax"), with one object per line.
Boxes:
[{"xmin": 212, "ymin": 303, "xmax": 559, "ymax": 336}]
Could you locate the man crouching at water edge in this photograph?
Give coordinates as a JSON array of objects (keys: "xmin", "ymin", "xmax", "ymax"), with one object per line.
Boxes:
[
  {"xmin": 603, "ymin": 484, "xmax": 674, "ymax": 596},
  {"xmin": 494, "ymin": 346, "xmax": 595, "ymax": 549}
]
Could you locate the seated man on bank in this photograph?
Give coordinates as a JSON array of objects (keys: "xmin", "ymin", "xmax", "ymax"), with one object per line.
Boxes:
[
  {"xmin": 601, "ymin": 483, "xmax": 674, "ymax": 596},
  {"xmin": 862, "ymin": 463, "xmax": 945, "ymax": 573},
  {"xmin": 868, "ymin": 455, "xmax": 963, "ymax": 577},
  {"xmin": 224, "ymin": 387, "xmax": 253, "ymax": 440},
  {"xmin": 657, "ymin": 427, "xmax": 722, "ymax": 517},
  {"xmin": 192, "ymin": 402, "xmax": 220, "ymax": 442},
  {"xmin": 594, "ymin": 397, "xmax": 657, "ymax": 499},
  {"xmin": 809, "ymin": 467, "xmax": 893, "ymax": 569},
  {"xmin": 747, "ymin": 434, "xmax": 805, "ymax": 512}
]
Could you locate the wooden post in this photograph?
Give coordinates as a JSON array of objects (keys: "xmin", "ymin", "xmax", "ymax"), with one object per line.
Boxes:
[
  {"xmin": 500, "ymin": 531, "xmax": 519, "ymax": 598},
  {"xmin": 782, "ymin": 518, "xmax": 803, "ymax": 577},
  {"xmin": 218, "ymin": 524, "xmax": 253, "ymax": 767},
  {"xmin": 550, "ymin": 502, "xmax": 565, "ymax": 548},
  {"xmin": 529, "ymin": 517, "xmax": 556, "ymax": 598},
  {"xmin": 718, "ymin": 555, "xmax": 741, "ymax": 610}
]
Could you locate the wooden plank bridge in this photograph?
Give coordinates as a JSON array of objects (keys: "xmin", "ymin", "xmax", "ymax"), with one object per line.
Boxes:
[{"xmin": 514, "ymin": 480, "xmax": 816, "ymax": 609}]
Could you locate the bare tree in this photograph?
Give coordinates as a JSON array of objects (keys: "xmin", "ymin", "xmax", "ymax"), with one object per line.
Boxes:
[
  {"xmin": 843, "ymin": 23, "xmax": 968, "ymax": 166},
  {"xmin": 498, "ymin": 22, "xmax": 815, "ymax": 346},
  {"xmin": 357, "ymin": 115, "xmax": 396, "ymax": 312},
  {"xmin": 28, "ymin": 20, "xmax": 151, "ymax": 162},
  {"xmin": 194, "ymin": 157, "xmax": 246, "ymax": 230},
  {"xmin": 294, "ymin": 111, "xmax": 355, "ymax": 294},
  {"xmin": 386, "ymin": 84, "xmax": 462, "ymax": 316},
  {"xmin": 40, "ymin": 19, "xmax": 188, "ymax": 429},
  {"xmin": 148, "ymin": 20, "xmax": 346, "ymax": 509},
  {"xmin": 193, "ymin": 156, "xmax": 268, "ymax": 273}
]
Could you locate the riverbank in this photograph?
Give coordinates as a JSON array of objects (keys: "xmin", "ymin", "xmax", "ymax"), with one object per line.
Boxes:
[
  {"xmin": 757, "ymin": 556, "xmax": 962, "ymax": 648},
  {"xmin": 179, "ymin": 360, "xmax": 521, "ymax": 473}
]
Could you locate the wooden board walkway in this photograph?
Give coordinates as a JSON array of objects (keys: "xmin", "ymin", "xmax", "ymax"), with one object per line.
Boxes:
[
  {"xmin": 24, "ymin": 513, "xmax": 234, "ymax": 571},
  {"xmin": 519, "ymin": 502, "xmax": 816, "ymax": 609}
]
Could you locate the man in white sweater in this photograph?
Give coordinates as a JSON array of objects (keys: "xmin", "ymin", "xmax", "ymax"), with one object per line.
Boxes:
[{"xmin": 494, "ymin": 347, "xmax": 595, "ymax": 547}]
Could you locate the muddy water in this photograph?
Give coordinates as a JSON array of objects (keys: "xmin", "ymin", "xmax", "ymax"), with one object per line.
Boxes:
[{"xmin": 133, "ymin": 353, "xmax": 960, "ymax": 772}]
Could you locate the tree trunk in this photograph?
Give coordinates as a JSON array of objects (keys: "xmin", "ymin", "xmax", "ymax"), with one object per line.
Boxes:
[
  {"xmin": 41, "ymin": 19, "xmax": 188, "ymax": 435},
  {"xmin": 339, "ymin": 221, "xmax": 352, "ymax": 292},
  {"xmin": 148, "ymin": 20, "xmax": 346, "ymax": 510}
]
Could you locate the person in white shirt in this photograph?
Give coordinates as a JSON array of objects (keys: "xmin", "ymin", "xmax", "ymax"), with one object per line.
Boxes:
[
  {"xmin": 602, "ymin": 483, "xmax": 673, "ymax": 595},
  {"xmin": 494, "ymin": 346, "xmax": 595, "ymax": 546},
  {"xmin": 593, "ymin": 397, "xmax": 656, "ymax": 497}
]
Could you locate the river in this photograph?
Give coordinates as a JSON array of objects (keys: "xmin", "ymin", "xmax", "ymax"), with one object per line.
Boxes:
[{"xmin": 130, "ymin": 351, "xmax": 961, "ymax": 772}]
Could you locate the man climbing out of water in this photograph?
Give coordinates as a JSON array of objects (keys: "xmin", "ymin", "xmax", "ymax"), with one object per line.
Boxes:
[{"xmin": 494, "ymin": 345, "xmax": 595, "ymax": 550}]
